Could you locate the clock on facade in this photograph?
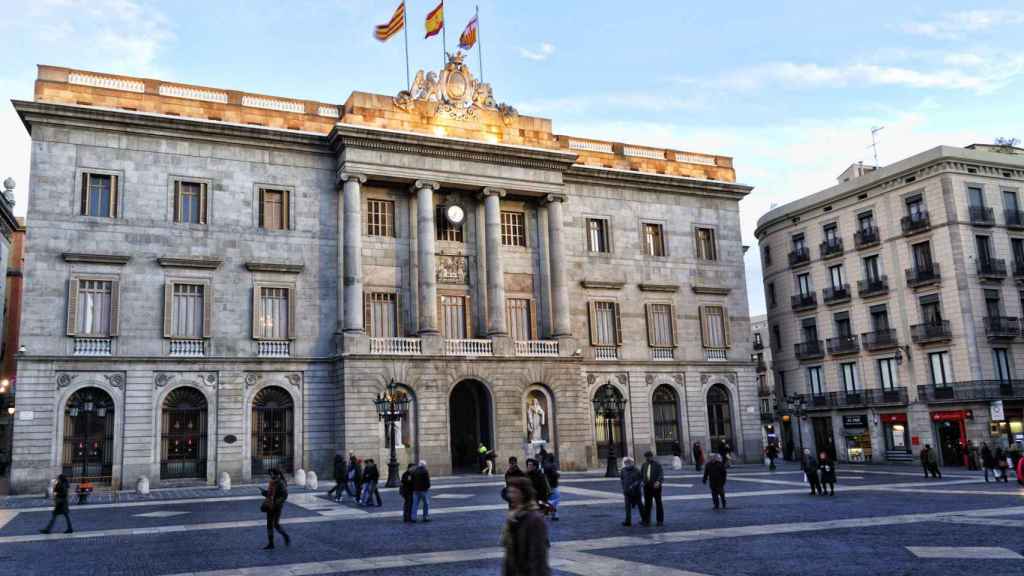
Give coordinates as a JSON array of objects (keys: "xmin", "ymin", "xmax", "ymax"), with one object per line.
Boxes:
[{"xmin": 445, "ymin": 204, "xmax": 465, "ymax": 225}]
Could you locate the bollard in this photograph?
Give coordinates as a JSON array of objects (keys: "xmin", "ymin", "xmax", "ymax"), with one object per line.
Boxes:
[
  {"xmin": 306, "ymin": 470, "xmax": 318, "ymax": 490},
  {"xmin": 672, "ymin": 456, "xmax": 683, "ymax": 470},
  {"xmin": 136, "ymin": 476, "xmax": 150, "ymax": 495},
  {"xmin": 218, "ymin": 471, "xmax": 231, "ymax": 491},
  {"xmin": 294, "ymin": 468, "xmax": 306, "ymax": 486}
]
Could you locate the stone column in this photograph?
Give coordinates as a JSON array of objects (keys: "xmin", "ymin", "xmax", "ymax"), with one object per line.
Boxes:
[
  {"xmin": 414, "ymin": 180, "xmax": 440, "ymax": 335},
  {"xmin": 341, "ymin": 173, "xmax": 366, "ymax": 334},
  {"xmin": 482, "ymin": 188, "xmax": 508, "ymax": 336},
  {"xmin": 546, "ymin": 194, "xmax": 571, "ymax": 338}
]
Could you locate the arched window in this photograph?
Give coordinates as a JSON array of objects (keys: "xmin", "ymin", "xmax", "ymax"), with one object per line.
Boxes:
[
  {"xmin": 252, "ymin": 386, "xmax": 294, "ymax": 475},
  {"xmin": 161, "ymin": 387, "xmax": 208, "ymax": 479},
  {"xmin": 62, "ymin": 387, "xmax": 115, "ymax": 484},
  {"xmin": 707, "ymin": 384, "xmax": 734, "ymax": 454},
  {"xmin": 652, "ymin": 385, "xmax": 681, "ymax": 456},
  {"xmin": 593, "ymin": 385, "xmax": 626, "ymax": 460}
]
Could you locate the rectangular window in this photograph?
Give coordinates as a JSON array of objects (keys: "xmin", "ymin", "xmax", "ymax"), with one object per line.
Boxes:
[
  {"xmin": 840, "ymin": 362, "xmax": 859, "ymax": 393},
  {"xmin": 768, "ymin": 283, "xmax": 777, "ymax": 308},
  {"xmin": 174, "ymin": 181, "xmax": 207, "ymax": 224},
  {"xmin": 700, "ymin": 305, "xmax": 729, "ymax": 348},
  {"xmin": 823, "ymin": 223, "xmax": 839, "ymax": 243},
  {"xmin": 801, "ymin": 317, "xmax": 818, "ymax": 342},
  {"xmin": 968, "ymin": 186, "xmax": 985, "ymax": 208},
  {"xmin": 834, "ymin": 312, "xmax": 852, "ymax": 337},
  {"xmin": 1013, "ymin": 238, "xmax": 1024, "ymax": 263},
  {"xmin": 858, "ymin": 211, "xmax": 875, "ymax": 231},
  {"xmin": 797, "ymin": 273, "xmax": 812, "ymax": 296},
  {"xmin": 587, "ymin": 218, "xmax": 610, "ymax": 253},
  {"xmin": 258, "ymin": 287, "xmax": 290, "ymax": 339},
  {"xmin": 807, "ymin": 366, "xmax": 824, "ymax": 396},
  {"xmin": 171, "ymin": 283, "xmax": 205, "ymax": 338},
  {"xmin": 643, "ymin": 223, "xmax": 665, "ymax": 256},
  {"xmin": 829, "ymin": 264, "xmax": 844, "ymax": 289},
  {"xmin": 76, "ymin": 279, "xmax": 113, "ymax": 336},
  {"xmin": 878, "ymin": 358, "xmax": 898, "ymax": 390},
  {"xmin": 506, "ymin": 298, "xmax": 533, "ymax": 341},
  {"xmin": 696, "ymin": 228, "xmax": 717, "ymax": 260},
  {"xmin": 976, "ymin": 235, "xmax": 994, "ymax": 263},
  {"xmin": 646, "ymin": 303, "xmax": 676, "ymax": 348},
  {"xmin": 440, "ymin": 295, "xmax": 468, "ymax": 339},
  {"xmin": 259, "ymin": 188, "xmax": 289, "ymax": 230},
  {"xmin": 589, "ymin": 301, "xmax": 622, "ymax": 346},
  {"xmin": 81, "ymin": 173, "xmax": 118, "ymax": 218},
  {"xmin": 763, "ymin": 246, "xmax": 772, "ymax": 266},
  {"xmin": 912, "ymin": 241, "xmax": 933, "ymax": 269},
  {"xmin": 870, "ymin": 304, "xmax": 890, "ymax": 331},
  {"xmin": 367, "ymin": 199, "xmax": 395, "ymax": 237},
  {"xmin": 906, "ymin": 194, "xmax": 925, "ymax": 216},
  {"xmin": 864, "ymin": 255, "xmax": 881, "ymax": 283},
  {"xmin": 500, "ymin": 211, "xmax": 527, "ymax": 247},
  {"xmin": 993, "ymin": 348, "xmax": 1012, "ymax": 382},
  {"xmin": 1004, "ymin": 190, "xmax": 1020, "ymax": 212},
  {"xmin": 771, "ymin": 325, "xmax": 781, "ymax": 351},
  {"xmin": 792, "ymin": 233, "xmax": 806, "ymax": 251},
  {"xmin": 929, "ymin": 351, "xmax": 953, "ymax": 386},
  {"xmin": 920, "ymin": 295, "xmax": 943, "ymax": 324},
  {"xmin": 436, "ymin": 207, "xmax": 464, "ymax": 242},
  {"xmin": 365, "ymin": 292, "xmax": 398, "ymax": 338},
  {"xmin": 985, "ymin": 289, "xmax": 1002, "ymax": 318}
]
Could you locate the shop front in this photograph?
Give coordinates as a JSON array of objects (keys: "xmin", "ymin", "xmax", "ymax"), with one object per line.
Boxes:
[
  {"xmin": 842, "ymin": 414, "xmax": 872, "ymax": 463},
  {"xmin": 880, "ymin": 413, "xmax": 912, "ymax": 462},
  {"xmin": 812, "ymin": 417, "xmax": 836, "ymax": 461},
  {"xmin": 989, "ymin": 401, "xmax": 1024, "ymax": 450},
  {"xmin": 931, "ymin": 410, "xmax": 971, "ymax": 467}
]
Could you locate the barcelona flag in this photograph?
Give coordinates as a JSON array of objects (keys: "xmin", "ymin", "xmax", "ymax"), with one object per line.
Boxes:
[
  {"xmin": 458, "ymin": 14, "xmax": 478, "ymax": 50},
  {"xmin": 374, "ymin": 2, "xmax": 405, "ymax": 42},
  {"xmin": 424, "ymin": 2, "xmax": 444, "ymax": 39}
]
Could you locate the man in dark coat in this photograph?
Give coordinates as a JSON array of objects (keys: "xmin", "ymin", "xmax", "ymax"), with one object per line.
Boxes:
[
  {"xmin": 505, "ymin": 456, "xmax": 525, "ymax": 481},
  {"xmin": 765, "ymin": 443, "xmax": 779, "ymax": 471},
  {"xmin": 411, "ymin": 460, "xmax": 431, "ymax": 522},
  {"xmin": 327, "ymin": 454, "xmax": 347, "ymax": 502},
  {"xmin": 361, "ymin": 459, "xmax": 382, "ymax": 506},
  {"xmin": 640, "ymin": 451, "xmax": 664, "ymax": 526},
  {"xmin": 981, "ymin": 442, "xmax": 995, "ymax": 482},
  {"xmin": 818, "ymin": 451, "xmax": 836, "ymax": 496},
  {"xmin": 702, "ymin": 453, "xmax": 728, "ymax": 509},
  {"xmin": 525, "ymin": 458, "xmax": 551, "ymax": 505},
  {"xmin": 619, "ymin": 457, "xmax": 643, "ymax": 527},
  {"xmin": 802, "ymin": 448, "xmax": 821, "ymax": 495},
  {"xmin": 40, "ymin": 474, "xmax": 73, "ymax": 534},
  {"xmin": 693, "ymin": 442, "xmax": 704, "ymax": 472},
  {"xmin": 400, "ymin": 463, "xmax": 416, "ymax": 522},
  {"xmin": 347, "ymin": 453, "xmax": 362, "ymax": 499}
]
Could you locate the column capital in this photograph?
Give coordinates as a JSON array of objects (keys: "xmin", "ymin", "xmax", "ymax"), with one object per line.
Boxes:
[
  {"xmin": 339, "ymin": 172, "xmax": 367, "ymax": 185},
  {"xmin": 480, "ymin": 187, "xmax": 506, "ymax": 199},
  {"xmin": 411, "ymin": 179, "xmax": 440, "ymax": 192},
  {"xmin": 543, "ymin": 193, "xmax": 567, "ymax": 204}
]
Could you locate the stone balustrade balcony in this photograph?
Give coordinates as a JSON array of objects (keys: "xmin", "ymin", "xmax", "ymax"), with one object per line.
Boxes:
[
  {"xmin": 369, "ymin": 337, "xmax": 423, "ymax": 355},
  {"xmin": 446, "ymin": 339, "xmax": 493, "ymax": 356},
  {"xmin": 515, "ymin": 340, "xmax": 559, "ymax": 357}
]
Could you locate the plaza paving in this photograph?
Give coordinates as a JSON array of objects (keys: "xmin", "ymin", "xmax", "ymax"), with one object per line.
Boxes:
[{"xmin": 0, "ymin": 463, "xmax": 1022, "ymax": 575}]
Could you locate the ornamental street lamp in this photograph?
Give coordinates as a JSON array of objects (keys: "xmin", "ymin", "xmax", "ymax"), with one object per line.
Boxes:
[
  {"xmin": 592, "ymin": 386, "xmax": 627, "ymax": 478},
  {"xmin": 785, "ymin": 394, "xmax": 807, "ymax": 457},
  {"xmin": 373, "ymin": 380, "xmax": 410, "ymax": 488}
]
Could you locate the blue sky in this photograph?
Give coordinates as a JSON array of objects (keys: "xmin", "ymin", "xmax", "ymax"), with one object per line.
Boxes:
[{"xmin": 2, "ymin": 1, "xmax": 1023, "ymax": 316}]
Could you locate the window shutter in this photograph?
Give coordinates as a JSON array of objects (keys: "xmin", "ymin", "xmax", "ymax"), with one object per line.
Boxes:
[
  {"xmin": 258, "ymin": 189, "xmax": 265, "ymax": 228},
  {"xmin": 699, "ymin": 306, "xmax": 709, "ymax": 348},
  {"xmin": 67, "ymin": 278, "xmax": 80, "ymax": 336},
  {"xmin": 80, "ymin": 173, "xmax": 88, "ymax": 215},
  {"xmin": 109, "ymin": 279, "xmax": 121, "ymax": 336},
  {"xmin": 644, "ymin": 304, "xmax": 655, "ymax": 346},
  {"xmin": 670, "ymin": 304, "xmax": 678, "ymax": 347},
  {"xmin": 200, "ymin": 182, "xmax": 208, "ymax": 224},
  {"xmin": 282, "ymin": 189, "xmax": 290, "ymax": 230},
  {"xmin": 588, "ymin": 301, "xmax": 598, "ymax": 345},
  {"xmin": 529, "ymin": 298, "xmax": 537, "ymax": 340},
  {"xmin": 163, "ymin": 282, "xmax": 174, "ymax": 338},
  {"xmin": 363, "ymin": 293, "xmax": 371, "ymax": 335},
  {"xmin": 251, "ymin": 286, "xmax": 261, "ymax": 340},
  {"xmin": 202, "ymin": 282, "xmax": 213, "ymax": 339},
  {"xmin": 110, "ymin": 175, "xmax": 119, "ymax": 218},
  {"xmin": 436, "ymin": 295, "xmax": 443, "ymax": 338},
  {"xmin": 613, "ymin": 302, "xmax": 623, "ymax": 345},
  {"xmin": 722, "ymin": 306, "xmax": 731, "ymax": 347},
  {"xmin": 395, "ymin": 292, "xmax": 403, "ymax": 336},
  {"xmin": 287, "ymin": 286, "xmax": 297, "ymax": 340},
  {"xmin": 464, "ymin": 295, "xmax": 472, "ymax": 338},
  {"xmin": 173, "ymin": 181, "xmax": 180, "ymax": 223}
]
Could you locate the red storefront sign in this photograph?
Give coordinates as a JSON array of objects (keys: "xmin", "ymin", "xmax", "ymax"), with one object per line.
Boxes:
[
  {"xmin": 880, "ymin": 413, "xmax": 907, "ymax": 424},
  {"xmin": 931, "ymin": 410, "xmax": 973, "ymax": 421}
]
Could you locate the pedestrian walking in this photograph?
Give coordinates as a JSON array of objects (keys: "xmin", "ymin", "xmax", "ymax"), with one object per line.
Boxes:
[
  {"xmin": 479, "ymin": 443, "xmax": 495, "ymax": 475},
  {"xmin": 718, "ymin": 440, "xmax": 732, "ymax": 468},
  {"xmin": 802, "ymin": 449, "xmax": 821, "ymax": 495},
  {"xmin": 39, "ymin": 474, "xmax": 73, "ymax": 534},
  {"xmin": 995, "ymin": 446, "xmax": 1010, "ymax": 483},
  {"xmin": 400, "ymin": 463, "xmax": 415, "ymax": 522},
  {"xmin": 347, "ymin": 453, "xmax": 362, "ymax": 499},
  {"xmin": 693, "ymin": 441, "xmax": 705, "ymax": 472},
  {"xmin": 505, "ymin": 456, "xmax": 525, "ymax": 480},
  {"xmin": 543, "ymin": 457, "xmax": 560, "ymax": 521},
  {"xmin": 525, "ymin": 458, "xmax": 551, "ymax": 513},
  {"xmin": 981, "ymin": 442, "xmax": 995, "ymax": 482},
  {"xmin": 501, "ymin": 476, "xmax": 551, "ymax": 576},
  {"xmin": 765, "ymin": 443, "xmax": 779, "ymax": 471},
  {"xmin": 966, "ymin": 441, "xmax": 979, "ymax": 471},
  {"xmin": 922, "ymin": 444, "xmax": 941, "ymax": 478},
  {"xmin": 619, "ymin": 456, "xmax": 643, "ymax": 527},
  {"xmin": 327, "ymin": 454, "xmax": 347, "ymax": 502},
  {"xmin": 259, "ymin": 468, "xmax": 290, "ymax": 549},
  {"xmin": 640, "ymin": 451, "xmax": 664, "ymax": 527},
  {"xmin": 818, "ymin": 451, "xmax": 836, "ymax": 496},
  {"xmin": 361, "ymin": 459, "xmax": 382, "ymax": 506},
  {"xmin": 702, "ymin": 453, "xmax": 728, "ymax": 509},
  {"xmin": 411, "ymin": 460, "xmax": 431, "ymax": 522}
]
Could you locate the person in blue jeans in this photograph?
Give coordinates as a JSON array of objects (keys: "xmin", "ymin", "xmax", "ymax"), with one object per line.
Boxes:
[{"xmin": 411, "ymin": 460, "xmax": 431, "ymax": 522}]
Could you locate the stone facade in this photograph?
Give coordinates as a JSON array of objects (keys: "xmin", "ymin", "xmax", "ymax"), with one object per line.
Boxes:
[
  {"xmin": 756, "ymin": 145, "xmax": 1024, "ymax": 466},
  {"xmin": 9, "ymin": 63, "xmax": 757, "ymax": 492}
]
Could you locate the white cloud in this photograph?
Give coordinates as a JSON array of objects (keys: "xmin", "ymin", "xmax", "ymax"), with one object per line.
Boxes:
[
  {"xmin": 902, "ymin": 9, "xmax": 1024, "ymax": 39},
  {"xmin": 38, "ymin": 20, "xmax": 74, "ymax": 42},
  {"xmin": 519, "ymin": 42, "xmax": 555, "ymax": 62},
  {"xmin": 93, "ymin": 0, "xmax": 175, "ymax": 75}
]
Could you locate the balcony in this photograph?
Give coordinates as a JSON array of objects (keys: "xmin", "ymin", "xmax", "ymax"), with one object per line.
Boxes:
[
  {"xmin": 862, "ymin": 328, "xmax": 899, "ymax": 351},
  {"xmin": 516, "ymin": 340, "xmax": 560, "ymax": 357},
  {"xmin": 857, "ymin": 276, "xmax": 889, "ymax": 298},
  {"xmin": 977, "ymin": 258, "xmax": 1007, "ymax": 280},
  {"xmin": 826, "ymin": 335, "xmax": 860, "ymax": 355},
  {"xmin": 760, "ymin": 412, "xmax": 775, "ymax": 425},
  {"xmin": 910, "ymin": 320, "xmax": 952, "ymax": 344},
  {"xmin": 984, "ymin": 316, "xmax": 1020, "ymax": 340},
  {"xmin": 445, "ymin": 339, "xmax": 493, "ymax": 356},
  {"xmin": 869, "ymin": 387, "xmax": 909, "ymax": 406},
  {"xmin": 257, "ymin": 340, "xmax": 290, "ymax": 358},
  {"xmin": 594, "ymin": 346, "xmax": 619, "ymax": 360},
  {"xmin": 906, "ymin": 264, "xmax": 941, "ymax": 288},
  {"xmin": 794, "ymin": 388, "xmax": 909, "ymax": 411},
  {"xmin": 169, "ymin": 339, "xmax": 205, "ymax": 357},
  {"xmin": 791, "ymin": 292, "xmax": 818, "ymax": 311},
  {"xmin": 969, "ymin": 206, "xmax": 995, "ymax": 226},
  {"xmin": 917, "ymin": 380, "xmax": 1024, "ymax": 403},
  {"xmin": 794, "ymin": 340, "xmax": 825, "ymax": 361},
  {"xmin": 788, "ymin": 247, "xmax": 811, "ymax": 268},
  {"xmin": 820, "ymin": 238, "xmax": 844, "ymax": 259},
  {"xmin": 369, "ymin": 337, "xmax": 422, "ymax": 355},
  {"xmin": 73, "ymin": 337, "xmax": 112, "ymax": 357},
  {"xmin": 822, "ymin": 285, "xmax": 851, "ymax": 305},
  {"xmin": 705, "ymin": 348, "xmax": 728, "ymax": 362},
  {"xmin": 808, "ymin": 394, "xmax": 831, "ymax": 409},
  {"xmin": 1006, "ymin": 209, "xmax": 1024, "ymax": 229},
  {"xmin": 901, "ymin": 211, "xmax": 930, "ymax": 235},
  {"xmin": 854, "ymin": 226, "xmax": 880, "ymax": 249}
]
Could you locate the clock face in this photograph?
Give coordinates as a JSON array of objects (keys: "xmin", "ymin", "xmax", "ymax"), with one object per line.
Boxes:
[{"xmin": 446, "ymin": 204, "xmax": 465, "ymax": 225}]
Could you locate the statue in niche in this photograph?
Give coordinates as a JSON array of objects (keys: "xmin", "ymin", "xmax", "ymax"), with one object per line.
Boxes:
[{"xmin": 526, "ymin": 393, "xmax": 548, "ymax": 443}]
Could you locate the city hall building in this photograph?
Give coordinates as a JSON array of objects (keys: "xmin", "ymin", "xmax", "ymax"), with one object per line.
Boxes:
[{"xmin": 9, "ymin": 60, "xmax": 756, "ymax": 491}]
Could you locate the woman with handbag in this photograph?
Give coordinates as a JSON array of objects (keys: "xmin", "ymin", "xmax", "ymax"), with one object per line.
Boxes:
[
  {"xmin": 995, "ymin": 447, "xmax": 1010, "ymax": 483},
  {"xmin": 259, "ymin": 468, "xmax": 290, "ymax": 549}
]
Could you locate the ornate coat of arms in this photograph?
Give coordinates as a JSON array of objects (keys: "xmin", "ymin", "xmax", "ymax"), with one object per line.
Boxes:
[{"xmin": 394, "ymin": 51, "xmax": 518, "ymax": 125}]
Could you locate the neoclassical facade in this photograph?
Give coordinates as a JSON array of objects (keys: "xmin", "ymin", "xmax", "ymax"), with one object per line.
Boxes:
[{"xmin": 9, "ymin": 61, "xmax": 757, "ymax": 492}]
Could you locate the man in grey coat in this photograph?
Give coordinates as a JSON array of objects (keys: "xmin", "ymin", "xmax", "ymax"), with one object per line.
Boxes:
[{"xmin": 619, "ymin": 457, "xmax": 643, "ymax": 527}]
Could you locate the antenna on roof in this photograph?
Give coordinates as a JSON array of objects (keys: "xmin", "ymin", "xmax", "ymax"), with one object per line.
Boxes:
[{"xmin": 869, "ymin": 126, "xmax": 885, "ymax": 166}]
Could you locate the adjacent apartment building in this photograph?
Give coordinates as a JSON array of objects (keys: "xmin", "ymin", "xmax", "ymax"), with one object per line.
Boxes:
[
  {"xmin": 750, "ymin": 314, "xmax": 778, "ymax": 451},
  {"xmin": 8, "ymin": 61, "xmax": 757, "ymax": 492},
  {"xmin": 756, "ymin": 144, "xmax": 1024, "ymax": 467}
]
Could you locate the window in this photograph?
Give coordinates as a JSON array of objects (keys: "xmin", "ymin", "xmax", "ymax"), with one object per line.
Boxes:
[
  {"xmin": 71, "ymin": 279, "xmax": 114, "ymax": 336},
  {"xmin": 587, "ymin": 218, "xmax": 610, "ymax": 253},
  {"xmin": 801, "ymin": 318, "xmax": 818, "ymax": 342},
  {"xmin": 792, "ymin": 233, "xmax": 806, "ymax": 252},
  {"xmin": 255, "ymin": 286, "xmax": 292, "ymax": 340},
  {"xmin": 870, "ymin": 304, "xmax": 890, "ymax": 331},
  {"xmin": 1012, "ymin": 238, "xmax": 1024, "ymax": 264},
  {"xmin": 840, "ymin": 362, "xmax": 859, "ymax": 393},
  {"xmin": 968, "ymin": 186, "xmax": 985, "ymax": 208},
  {"xmin": 929, "ymin": 351, "xmax": 953, "ymax": 386},
  {"xmin": 920, "ymin": 295, "xmax": 943, "ymax": 325},
  {"xmin": 829, "ymin": 264, "xmax": 844, "ymax": 289},
  {"xmin": 834, "ymin": 312, "xmax": 852, "ymax": 338},
  {"xmin": 81, "ymin": 173, "xmax": 118, "ymax": 218},
  {"xmin": 365, "ymin": 292, "xmax": 398, "ymax": 338},
  {"xmin": 753, "ymin": 332, "xmax": 763, "ymax": 347},
  {"xmin": 436, "ymin": 207, "xmax": 463, "ymax": 242},
  {"xmin": 906, "ymin": 194, "xmax": 925, "ymax": 217},
  {"xmin": 506, "ymin": 298, "xmax": 533, "ymax": 341},
  {"xmin": 993, "ymin": 348, "xmax": 1012, "ymax": 382},
  {"xmin": 440, "ymin": 295, "xmax": 469, "ymax": 339},
  {"xmin": 976, "ymin": 235, "xmax": 993, "ymax": 263},
  {"xmin": 878, "ymin": 358, "xmax": 898, "ymax": 390},
  {"xmin": 259, "ymin": 188, "xmax": 290, "ymax": 230},
  {"xmin": 763, "ymin": 246, "xmax": 772, "ymax": 266},
  {"xmin": 985, "ymin": 289, "xmax": 1002, "ymax": 318},
  {"xmin": 807, "ymin": 366, "xmax": 824, "ymax": 396},
  {"xmin": 696, "ymin": 228, "xmax": 717, "ymax": 260},
  {"xmin": 771, "ymin": 325, "xmax": 781, "ymax": 351},
  {"xmin": 367, "ymin": 199, "xmax": 395, "ymax": 237},
  {"xmin": 863, "ymin": 255, "xmax": 881, "ymax": 283},
  {"xmin": 589, "ymin": 301, "xmax": 622, "ymax": 346},
  {"xmin": 823, "ymin": 223, "xmax": 839, "ymax": 243},
  {"xmin": 174, "ymin": 181, "xmax": 207, "ymax": 224},
  {"xmin": 797, "ymin": 273, "xmax": 812, "ymax": 296},
  {"xmin": 501, "ymin": 211, "xmax": 527, "ymax": 247},
  {"xmin": 700, "ymin": 305, "xmax": 730, "ymax": 349},
  {"xmin": 165, "ymin": 283, "xmax": 208, "ymax": 339},
  {"xmin": 643, "ymin": 223, "xmax": 666, "ymax": 256},
  {"xmin": 1004, "ymin": 190, "xmax": 1019, "ymax": 212},
  {"xmin": 912, "ymin": 241, "xmax": 933, "ymax": 269},
  {"xmin": 768, "ymin": 283, "xmax": 777, "ymax": 308},
  {"xmin": 858, "ymin": 211, "xmax": 875, "ymax": 231},
  {"xmin": 645, "ymin": 303, "xmax": 676, "ymax": 348}
]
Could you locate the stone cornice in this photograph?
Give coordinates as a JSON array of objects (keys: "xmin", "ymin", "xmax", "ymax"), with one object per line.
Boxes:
[
  {"xmin": 581, "ymin": 279, "xmax": 625, "ymax": 290},
  {"xmin": 245, "ymin": 261, "xmax": 305, "ymax": 274},
  {"xmin": 564, "ymin": 165, "xmax": 753, "ymax": 199},
  {"xmin": 63, "ymin": 252, "xmax": 131, "ymax": 265},
  {"xmin": 691, "ymin": 285, "xmax": 731, "ymax": 296},
  {"xmin": 157, "ymin": 256, "xmax": 224, "ymax": 270},
  {"xmin": 639, "ymin": 283, "xmax": 679, "ymax": 293}
]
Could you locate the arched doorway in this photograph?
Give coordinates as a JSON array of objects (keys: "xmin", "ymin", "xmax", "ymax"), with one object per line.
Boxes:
[
  {"xmin": 160, "ymin": 387, "xmax": 208, "ymax": 480},
  {"xmin": 652, "ymin": 385, "xmax": 681, "ymax": 456},
  {"xmin": 593, "ymin": 385, "xmax": 626, "ymax": 460},
  {"xmin": 449, "ymin": 380, "xmax": 493, "ymax": 473},
  {"xmin": 252, "ymin": 386, "xmax": 294, "ymax": 475},
  {"xmin": 707, "ymin": 384, "xmax": 734, "ymax": 454},
  {"xmin": 62, "ymin": 387, "xmax": 115, "ymax": 484}
]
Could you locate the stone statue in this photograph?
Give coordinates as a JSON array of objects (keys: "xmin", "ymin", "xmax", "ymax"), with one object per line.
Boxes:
[{"xmin": 527, "ymin": 396, "xmax": 547, "ymax": 443}]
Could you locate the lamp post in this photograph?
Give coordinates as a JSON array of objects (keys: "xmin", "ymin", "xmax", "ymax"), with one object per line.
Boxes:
[
  {"xmin": 373, "ymin": 380, "xmax": 410, "ymax": 488},
  {"xmin": 592, "ymin": 386, "xmax": 627, "ymax": 478},
  {"xmin": 785, "ymin": 394, "xmax": 806, "ymax": 457}
]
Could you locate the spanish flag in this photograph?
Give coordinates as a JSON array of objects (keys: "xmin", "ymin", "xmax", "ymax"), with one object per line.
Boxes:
[
  {"xmin": 424, "ymin": 1, "xmax": 444, "ymax": 39},
  {"xmin": 458, "ymin": 14, "xmax": 478, "ymax": 50},
  {"xmin": 374, "ymin": 2, "xmax": 405, "ymax": 42}
]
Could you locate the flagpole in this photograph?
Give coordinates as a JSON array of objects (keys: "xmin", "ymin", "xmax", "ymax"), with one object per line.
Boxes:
[
  {"xmin": 403, "ymin": 1, "xmax": 410, "ymax": 89},
  {"xmin": 476, "ymin": 5, "xmax": 483, "ymax": 82},
  {"xmin": 441, "ymin": 0, "xmax": 447, "ymax": 65}
]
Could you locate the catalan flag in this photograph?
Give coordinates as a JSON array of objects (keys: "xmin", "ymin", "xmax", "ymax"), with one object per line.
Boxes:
[
  {"xmin": 374, "ymin": 1, "xmax": 405, "ymax": 43},
  {"xmin": 458, "ymin": 14, "xmax": 478, "ymax": 50},
  {"xmin": 424, "ymin": 1, "xmax": 444, "ymax": 39}
]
